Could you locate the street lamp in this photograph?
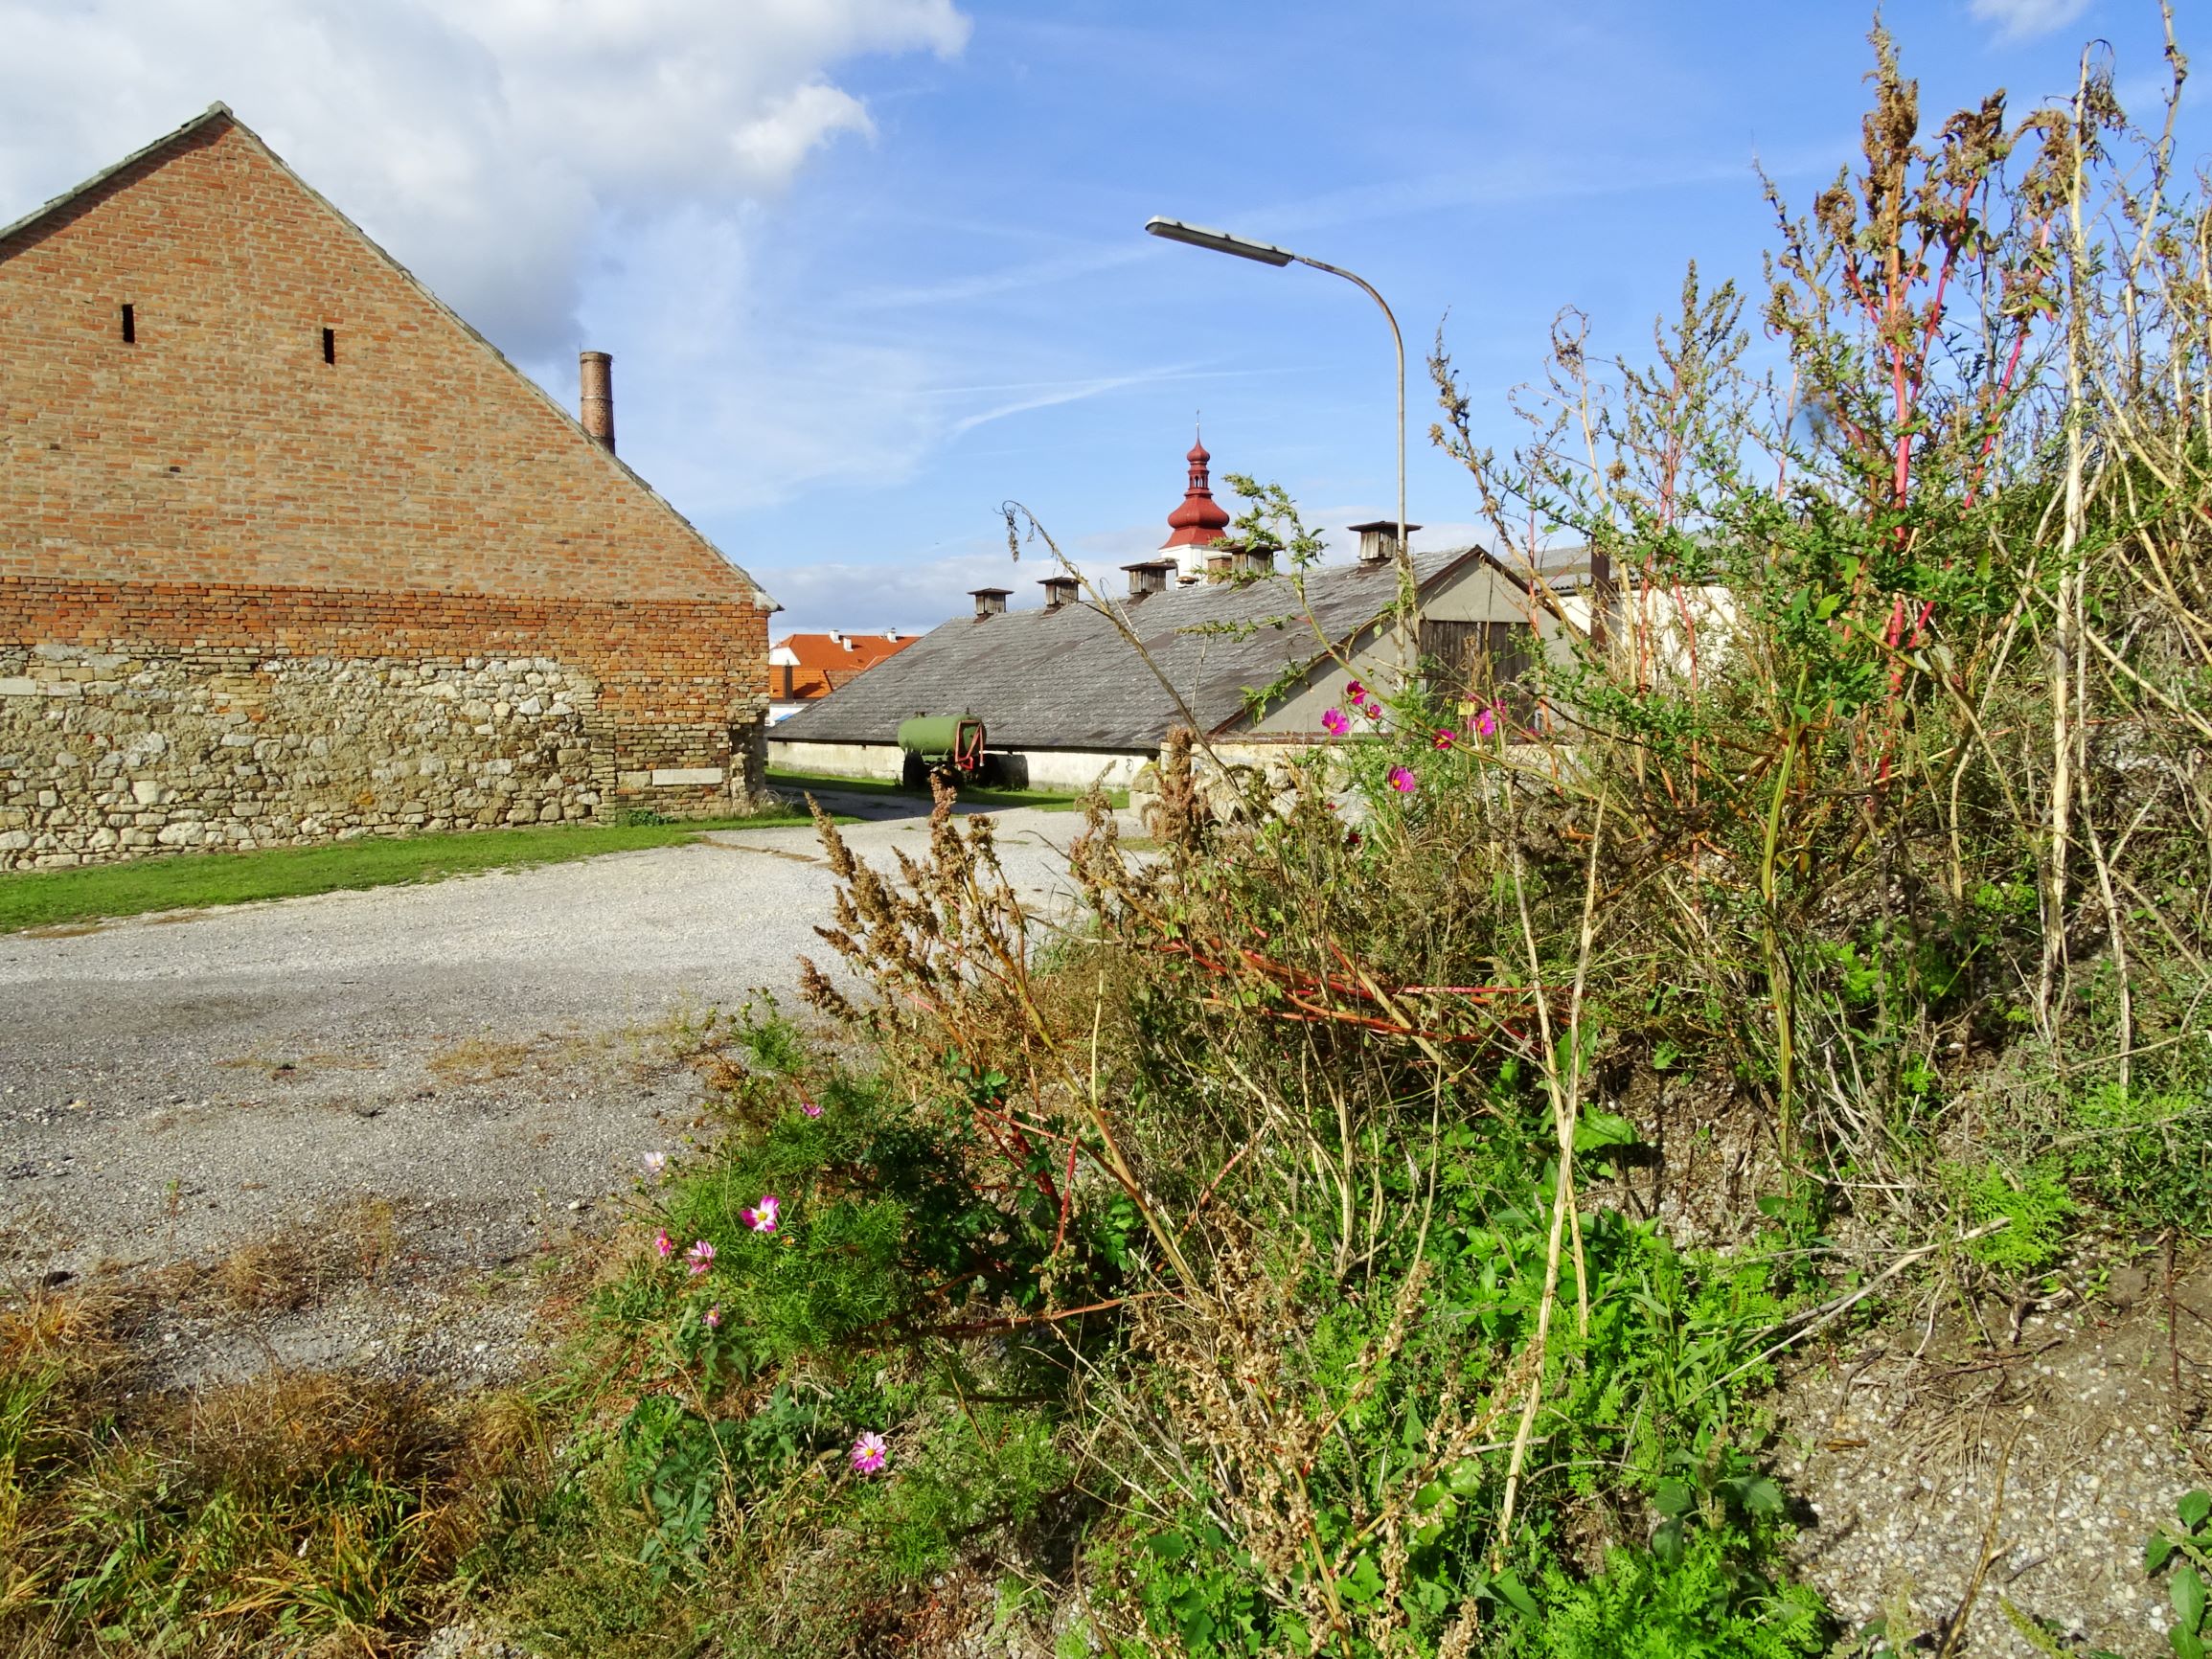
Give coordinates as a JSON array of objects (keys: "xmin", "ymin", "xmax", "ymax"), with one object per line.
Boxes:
[{"xmin": 1144, "ymin": 216, "xmax": 1412, "ymax": 674}]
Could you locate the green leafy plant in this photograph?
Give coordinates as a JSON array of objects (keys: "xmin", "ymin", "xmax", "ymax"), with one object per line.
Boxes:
[{"xmin": 2149, "ymin": 1490, "xmax": 2212, "ymax": 1659}]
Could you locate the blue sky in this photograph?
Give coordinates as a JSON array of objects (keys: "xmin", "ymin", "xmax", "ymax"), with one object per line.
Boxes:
[{"xmin": 1, "ymin": 0, "xmax": 2201, "ymax": 634}]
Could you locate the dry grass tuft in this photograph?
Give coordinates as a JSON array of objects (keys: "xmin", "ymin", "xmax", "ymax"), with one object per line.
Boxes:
[{"xmin": 427, "ymin": 1036, "xmax": 537, "ymax": 1083}]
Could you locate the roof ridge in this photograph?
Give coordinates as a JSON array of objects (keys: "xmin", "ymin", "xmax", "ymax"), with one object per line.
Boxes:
[{"xmin": 0, "ymin": 102, "xmax": 235, "ymax": 252}]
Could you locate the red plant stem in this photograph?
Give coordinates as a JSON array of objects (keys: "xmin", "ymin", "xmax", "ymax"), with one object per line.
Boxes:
[{"xmin": 1048, "ymin": 1138, "xmax": 1078, "ymax": 1256}]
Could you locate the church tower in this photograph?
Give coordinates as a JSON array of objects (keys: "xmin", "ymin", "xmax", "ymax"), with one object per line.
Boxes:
[{"xmin": 1157, "ymin": 435, "xmax": 1233, "ymax": 580}]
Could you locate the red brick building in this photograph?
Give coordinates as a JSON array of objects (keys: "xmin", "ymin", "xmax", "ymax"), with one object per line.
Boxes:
[{"xmin": 0, "ymin": 104, "xmax": 774, "ymax": 869}]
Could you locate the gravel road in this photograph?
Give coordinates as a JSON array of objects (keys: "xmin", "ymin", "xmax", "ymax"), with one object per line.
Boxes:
[{"xmin": 0, "ymin": 796, "xmax": 1093, "ymax": 1299}]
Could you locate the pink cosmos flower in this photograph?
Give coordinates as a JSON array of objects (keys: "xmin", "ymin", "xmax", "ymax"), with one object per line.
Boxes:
[
  {"xmin": 1471, "ymin": 705, "xmax": 1499, "ymax": 739},
  {"xmin": 1432, "ymin": 728, "xmax": 1455, "ymax": 752},
  {"xmin": 1321, "ymin": 707, "xmax": 1349, "ymax": 737},
  {"xmin": 653, "ymin": 1228, "xmax": 673, "ymax": 1261},
  {"xmin": 851, "ymin": 1431, "xmax": 889, "ymax": 1475},
  {"xmin": 741, "ymin": 1193, "xmax": 782, "ymax": 1234},
  {"xmin": 1360, "ymin": 699, "xmax": 1383, "ymax": 720},
  {"xmin": 642, "ymin": 1151, "xmax": 668, "ymax": 1179},
  {"xmin": 1345, "ymin": 679, "xmax": 1364, "ymax": 700},
  {"xmin": 685, "ymin": 1239, "xmax": 716, "ymax": 1275},
  {"xmin": 1387, "ymin": 766, "xmax": 1418, "ymax": 794},
  {"xmin": 800, "ymin": 1097, "xmax": 824, "ymax": 1120},
  {"xmin": 706, "ymin": 1306, "xmax": 722, "ymax": 1329}
]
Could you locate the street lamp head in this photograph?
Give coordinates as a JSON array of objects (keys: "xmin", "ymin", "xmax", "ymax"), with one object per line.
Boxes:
[{"xmin": 1145, "ymin": 216, "xmax": 1294, "ymax": 267}]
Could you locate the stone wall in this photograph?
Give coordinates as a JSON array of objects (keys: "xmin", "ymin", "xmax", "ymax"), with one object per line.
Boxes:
[
  {"xmin": 1, "ymin": 643, "xmax": 607, "ymax": 867},
  {"xmin": 0, "ymin": 576, "xmax": 769, "ymax": 871}
]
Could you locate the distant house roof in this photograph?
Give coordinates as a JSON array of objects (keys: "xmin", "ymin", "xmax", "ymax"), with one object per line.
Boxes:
[
  {"xmin": 771, "ymin": 631, "xmax": 916, "ymax": 700},
  {"xmin": 774, "ymin": 547, "xmax": 1482, "ymax": 751}
]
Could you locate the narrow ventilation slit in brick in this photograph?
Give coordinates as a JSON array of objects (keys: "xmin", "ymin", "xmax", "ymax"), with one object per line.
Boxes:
[
  {"xmin": 121, "ymin": 303, "xmax": 135, "ymax": 344},
  {"xmin": 321, "ymin": 327, "xmax": 336, "ymax": 365}
]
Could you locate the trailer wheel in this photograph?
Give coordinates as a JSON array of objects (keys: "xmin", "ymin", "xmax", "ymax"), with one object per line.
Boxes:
[{"xmin": 901, "ymin": 752, "xmax": 927, "ymax": 790}]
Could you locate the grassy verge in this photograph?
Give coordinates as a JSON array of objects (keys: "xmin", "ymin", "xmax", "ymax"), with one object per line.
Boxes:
[
  {"xmin": 765, "ymin": 767, "xmax": 1128, "ymax": 812},
  {"xmin": 0, "ymin": 807, "xmax": 815, "ymax": 934}
]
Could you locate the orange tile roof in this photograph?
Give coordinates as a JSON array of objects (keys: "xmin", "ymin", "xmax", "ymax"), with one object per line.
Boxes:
[{"xmin": 771, "ymin": 632, "xmax": 917, "ymax": 701}]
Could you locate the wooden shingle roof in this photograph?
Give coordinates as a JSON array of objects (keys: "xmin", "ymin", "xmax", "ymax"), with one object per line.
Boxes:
[{"xmin": 774, "ymin": 548, "xmax": 1479, "ymax": 751}]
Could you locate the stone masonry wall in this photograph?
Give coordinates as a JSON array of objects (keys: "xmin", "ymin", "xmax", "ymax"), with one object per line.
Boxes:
[
  {"xmin": 1, "ymin": 644, "xmax": 604, "ymax": 867},
  {"xmin": 0, "ymin": 577, "xmax": 768, "ymax": 870}
]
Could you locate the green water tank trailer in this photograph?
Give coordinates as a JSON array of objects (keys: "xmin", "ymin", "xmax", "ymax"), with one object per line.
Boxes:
[{"xmin": 897, "ymin": 715, "xmax": 988, "ymax": 785}]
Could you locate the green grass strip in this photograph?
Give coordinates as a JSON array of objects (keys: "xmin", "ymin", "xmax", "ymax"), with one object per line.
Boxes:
[{"xmin": 0, "ymin": 808, "xmax": 817, "ymax": 935}]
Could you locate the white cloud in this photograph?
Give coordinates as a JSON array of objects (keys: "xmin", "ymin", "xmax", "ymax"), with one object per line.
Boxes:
[
  {"xmin": 0, "ymin": 0, "xmax": 969, "ymax": 356},
  {"xmin": 1968, "ymin": 0, "xmax": 2092, "ymax": 43},
  {"xmin": 755, "ymin": 546, "xmax": 1017, "ymax": 636}
]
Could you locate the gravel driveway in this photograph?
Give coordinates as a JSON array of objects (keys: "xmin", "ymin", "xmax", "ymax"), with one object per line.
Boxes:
[{"xmin": 0, "ymin": 797, "xmax": 1093, "ymax": 1323}]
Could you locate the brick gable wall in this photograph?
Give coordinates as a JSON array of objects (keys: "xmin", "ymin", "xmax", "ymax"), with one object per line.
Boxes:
[{"xmin": 0, "ymin": 115, "xmax": 769, "ymax": 868}]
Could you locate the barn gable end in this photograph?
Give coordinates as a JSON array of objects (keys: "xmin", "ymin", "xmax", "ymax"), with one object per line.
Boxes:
[{"xmin": 0, "ymin": 107, "xmax": 772, "ymax": 868}]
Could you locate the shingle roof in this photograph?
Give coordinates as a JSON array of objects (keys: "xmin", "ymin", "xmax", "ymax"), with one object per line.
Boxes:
[{"xmin": 774, "ymin": 548, "xmax": 1478, "ymax": 750}]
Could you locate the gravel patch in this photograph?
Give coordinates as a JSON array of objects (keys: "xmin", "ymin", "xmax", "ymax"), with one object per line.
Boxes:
[
  {"xmin": 0, "ymin": 799, "xmax": 1098, "ymax": 1381},
  {"xmin": 1778, "ymin": 1251, "xmax": 2212, "ymax": 1656}
]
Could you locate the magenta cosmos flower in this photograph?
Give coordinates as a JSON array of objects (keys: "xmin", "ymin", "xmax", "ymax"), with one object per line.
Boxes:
[
  {"xmin": 799, "ymin": 1096, "xmax": 824, "ymax": 1120},
  {"xmin": 652, "ymin": 1228, "xmax": 673, "ymax": 1261},
  {"xmin": 1470, "ymin": 705, "xmax": 1499, "ymax": 739},
  {"xmin": 706, "ymin": 1305, "xmax": 722, "ymax": 1329},
  {"xmin": 685, "ymin": 1239, "xmax": 716, "ymax": 1275},
  {"xmin": 1321, "ymin": 707, "xmax": 1349, "ymax": 737},
  {"xmin": 851, "ymin": 1432, "xmax": 889, "ymax": 1475},
  {"xmin": 1432, "ymin": 728, "xmax": 1455, "ymax": 751},
  {"xmin": 1387, "ymin": 766, "xmax": 1418, "ymax": 794},
  {"xmin": 741, "ymin": 1193, "xmax": 781, "ymax": 1234},
  {"xmin": 1345, "ymin": 679, "xmax": 1364, "ymax": 700}
]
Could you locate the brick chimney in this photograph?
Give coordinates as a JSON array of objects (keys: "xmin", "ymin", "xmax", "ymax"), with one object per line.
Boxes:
[{"xmin": 580, "ymin": 351, "xmax": 615, "ymax": 453}]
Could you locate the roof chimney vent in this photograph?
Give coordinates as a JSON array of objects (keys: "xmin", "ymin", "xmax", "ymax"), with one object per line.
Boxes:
[
  {"xmin": 970, "ymin": 587, "xmax": 1011, "ymax": 620},
  {"xmin": 1348, "ymin": 520, "xmax": 1420, "ymax": 565},
  {"xmin": 580, "ymin": 351, "xmax": 615, "ymax": 453},
  {"xmin": 1235, "ymin": 545, "xmax": 1274, "ymax": 576},
  {"xmin": 1123, "ymin": 560, "xmax": 1171, "ymax": 599},
  {"xmin": 1040, "ymin": 575, "xmax": 1080, "ymax": 610}
]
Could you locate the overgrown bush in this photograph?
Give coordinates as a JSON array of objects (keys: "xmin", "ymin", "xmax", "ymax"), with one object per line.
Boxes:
[{"xmin": 466, "ymin": 19, "xmax": 2212, "ymax": 1655}]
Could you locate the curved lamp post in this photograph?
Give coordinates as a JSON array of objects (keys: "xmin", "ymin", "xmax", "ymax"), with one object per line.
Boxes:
[{"xmin": 1144, "ymin": 216, "xmax": 1414, "ymax": 676}]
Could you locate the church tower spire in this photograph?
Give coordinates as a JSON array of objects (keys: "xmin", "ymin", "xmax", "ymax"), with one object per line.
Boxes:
[{"xmin": 1159, "ymin": 431, "xmax": 1232, "ymax": 578}]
